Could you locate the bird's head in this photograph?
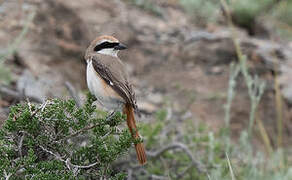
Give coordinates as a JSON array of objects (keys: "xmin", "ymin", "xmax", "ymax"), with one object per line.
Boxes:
[{"xmin": 85, "ymin": 35, "xmax": 127, "ymax": 58}]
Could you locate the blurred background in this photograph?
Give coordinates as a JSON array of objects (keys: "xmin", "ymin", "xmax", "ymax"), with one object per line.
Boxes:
[{"xmin": 1, "ymin": 0, "xmax": 292, "ymax": 179}]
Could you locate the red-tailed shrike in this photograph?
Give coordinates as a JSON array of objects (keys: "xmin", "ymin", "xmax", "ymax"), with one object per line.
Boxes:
[{"xmin": 85, "ymin": 35, "xmax": 146, "ymax": 165}]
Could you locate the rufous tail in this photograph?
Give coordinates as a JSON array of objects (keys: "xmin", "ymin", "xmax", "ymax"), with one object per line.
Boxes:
[{"xmin": 123, "ymin": 104, "xmax": 147, "ymax": 165}]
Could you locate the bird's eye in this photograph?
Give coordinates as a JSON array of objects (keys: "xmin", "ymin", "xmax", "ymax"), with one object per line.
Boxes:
[{"xmin": 94, "ymin": 42, "xmax": 119, "ymax": 51}]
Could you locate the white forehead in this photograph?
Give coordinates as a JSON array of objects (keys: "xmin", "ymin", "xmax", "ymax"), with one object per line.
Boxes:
[{"xmin": 96, "ymin": 39, "xmax": 118, "ymax": 45}]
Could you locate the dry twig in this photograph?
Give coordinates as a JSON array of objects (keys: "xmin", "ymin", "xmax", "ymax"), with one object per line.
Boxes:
[
  {"xmin": 4, "ymin": 170, "xmax": 12, "ymax": 180},
  {"xmin": 18, "ymin": 133, "xmax": 25, "ymax": 157},
  {"xmin": 39, "ymin": 145, "xmax": 99, "ymax": 170},
  {"xmin": 147, "ymin": 142, "xmax": 206, "ymax": 175}
]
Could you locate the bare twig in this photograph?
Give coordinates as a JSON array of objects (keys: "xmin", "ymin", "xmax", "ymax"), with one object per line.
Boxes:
[
  {"xmin": 147, "ymin": 142, "xmax": 206, "ymax": 174},
  {"xmin": 57, "ymin": 122, "xmax": 101, "ymax": 142},
  {"xmin": 39, "ymin": 145, "xmax": 99, "ymax": 170},
  {"xmin": 225, "ymin": 63, "xmax": 240, "ymax": 128},
  {"xmin": 66, "ymin": 158, "xmax": 98, "ymax": 169},
  {"xmin": 224, "ymin": 63, "xmax": 240, "ymax": 153},
  {"xmin": 39, "ymin": 145, "xmax": 65, "ymax": 162},
  {"xmin": 27, "ymin": 98, "xmax": 32, "ymax": 113},
  {"xmin": 256, "ymin": 113, "xmax": 273, "ymax": 155},
  {"xmin": 40, "ymin": 100, "xmax": 48, "ymax": 112},
  {"xmin": 176, "ymin": 162, "xmax": 195, "ymax": 179},
  {"xmin": 226, "ymin": 152, "xmax": 236, "ymax": 180},
  {"xmin": 30, "ymin": 100, "xmax": 48, "ymax": 117},
  {"xmin": 4, "ymin": 170, "xmax": 12, "ymax": 180},
  {"xmin": 101, "ymin": 129, "xmax": 112, "ymax": 140},
  {"xmin": 65, "ymin": 81, "xmax": 82, "ymax": 108},
  {"xmin": 150, "ymin": 174, "xmax": 169, "ymax": 180},
  {"xmin": 18, "ymin": 133, "xmax": 25, "ymax": 157}
]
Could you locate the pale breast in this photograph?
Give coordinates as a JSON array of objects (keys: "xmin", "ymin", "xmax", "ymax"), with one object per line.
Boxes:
[{"xmin": 86, "ymin": 60, "xmax": 124, "ymax": 110}]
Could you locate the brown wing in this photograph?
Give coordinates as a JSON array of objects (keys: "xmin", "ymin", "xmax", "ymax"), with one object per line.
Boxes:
[{"xmin": 91, "ymin": 55, "xmax": 138, "ymax": 110}]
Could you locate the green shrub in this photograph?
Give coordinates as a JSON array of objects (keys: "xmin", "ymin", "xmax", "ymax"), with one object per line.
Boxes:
[
  {"xmin": 180, "ymin": 0, "xmax": 276, "ymax": 33},
  {"xmin": 271, "ymin": 0, "xmax": 292, "ymax": 39},
  {"xmin": 230, "ymin": 0, "xmax": 274, "ymax": 29},
  {"xmin": 180, "ymin": 0, "xmax": 220, "ymax": 25},
  {"xmin": 272, "ymin": 1, "xmax": 292, "ymax": 26},
  {"xmin": 0, "ymin": 93, "xmax": 134, "ymax": 179}
]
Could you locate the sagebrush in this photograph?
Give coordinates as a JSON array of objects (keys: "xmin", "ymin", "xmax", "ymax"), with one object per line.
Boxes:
[{"xmin": 0, "ymin": 93, "xmax": 134, "ymax": 179}]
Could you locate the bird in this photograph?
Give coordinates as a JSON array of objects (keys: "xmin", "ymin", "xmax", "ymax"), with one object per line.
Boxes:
[{"xmin": 84, "ymin": 35, "xmax": 147, "ymax": 165}]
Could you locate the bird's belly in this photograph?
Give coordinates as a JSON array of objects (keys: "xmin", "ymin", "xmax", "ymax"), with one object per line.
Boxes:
[{"xmin": 86, "ymin": 60, "xmax": 124, "ymax": 110}]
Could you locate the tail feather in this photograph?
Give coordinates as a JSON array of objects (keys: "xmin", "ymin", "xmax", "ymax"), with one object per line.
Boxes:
[{"xmin": 124, "ymin": 104, "xmax": 147, "ymax": 165}]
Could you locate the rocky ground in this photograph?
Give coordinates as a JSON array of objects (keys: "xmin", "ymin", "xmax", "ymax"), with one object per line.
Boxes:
[{"xmin": 1, "ymin": 0, "xmax": 292, "ymax": 147}]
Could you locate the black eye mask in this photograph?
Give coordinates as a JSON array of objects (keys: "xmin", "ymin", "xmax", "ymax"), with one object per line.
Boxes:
[{"xmin": 94, "ymin": 42, "xmax": 119, "ymax": 51}]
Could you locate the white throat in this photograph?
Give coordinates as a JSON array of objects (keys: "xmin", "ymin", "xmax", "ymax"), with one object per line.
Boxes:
[{"xmin": 97, "ymin": 48, "xmax": 118, "ymax": 57}]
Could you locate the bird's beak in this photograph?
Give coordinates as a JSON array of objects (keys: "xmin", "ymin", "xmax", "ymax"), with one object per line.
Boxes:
[{"xmin": 114, "ymin": 43, "xmax": 127, "ymax": 50}]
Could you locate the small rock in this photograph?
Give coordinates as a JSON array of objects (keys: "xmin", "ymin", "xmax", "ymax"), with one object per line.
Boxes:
[
  {"xmin": 147, "ymin": 93, "xmax": 163, "ymax": 104},
  {"xmin": 137, "ymin": 101, "xmax": 157, "ymax": 114},
  {"xmin": 17, "ymin": 70, "xmax": 65, "ymax": 102},
  {"xmin": 210, "ymin": 66, "xmax": 223, "ymax": 74},
  {"xmin": 17, "ymin": 70, "xmax": 46, "ymax": 101},
  {"xmin": 181, "ymin": 111, "xmax": 192, "ymax": 120}
]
